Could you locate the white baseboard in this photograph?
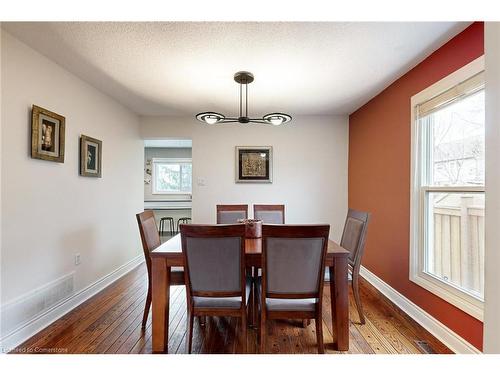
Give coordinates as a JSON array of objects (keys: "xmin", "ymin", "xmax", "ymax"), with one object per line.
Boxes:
[
  {"xmin": 0, "ymin": 254, "xmax": 144, "ymax": 352},
  {"xmin": 360, "ymin": 265, "xmax": 482, "ymax": 354}
]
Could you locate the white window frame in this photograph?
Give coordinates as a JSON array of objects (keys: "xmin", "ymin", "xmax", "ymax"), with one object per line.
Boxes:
[
  {"xmin": 410, "ymin": 56, "xmax": 485, "ymax": 321},
  {"xmin": 151, "ymin": 158, "xmax": 192, "ymax": 195}
]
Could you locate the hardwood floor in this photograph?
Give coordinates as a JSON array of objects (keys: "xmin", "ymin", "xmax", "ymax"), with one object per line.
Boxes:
[{"xmin": 12, "ymin": 263, "xmax": 452, "ymax": 354}]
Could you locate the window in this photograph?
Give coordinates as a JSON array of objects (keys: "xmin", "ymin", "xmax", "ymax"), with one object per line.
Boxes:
[
  {"xmin": 152, "ymin": 158, "xmax": 192, "ymax": 194},
  {"xmin": 410, "ymin": 57, "xmax": 485, "ymax": 320}
]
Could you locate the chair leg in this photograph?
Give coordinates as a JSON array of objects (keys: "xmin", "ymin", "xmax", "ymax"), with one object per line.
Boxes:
[
  {"xmin": 187, "ymin": 311, "xmax": 194, "ymax": 354},
  {"xmin": 142, "ymin": 284, "xmax": 152, "ymax": 328},
  {"xmin": 259, "ymin": 312, "xmax": 266, "ymax": 354},
  {"xmin": 241, "ymin": 311, "xmax": 248, "ymax": 354},
  {"xmin": 246, "ymin": 266, "xmax": 254, "ymax": 328},
  {"xmin": 315, "ymin": 313, "xmax": 325, "ymax": 354},
  {"xmin": 252, "ymin": 267, "xmax": 258, "ymax": 328},
  {"xmin": 352, "ymin": 272, "xmax": 366, "ymax": 324},
  {"xmin": 248, "ymin": 288, "xmax": 254, "ymax": 328}
]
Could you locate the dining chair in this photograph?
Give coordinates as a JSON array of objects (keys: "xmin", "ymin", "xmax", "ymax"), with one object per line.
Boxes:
[
  {"xmin": 253, "ymin": 204, "xmax": 285, "ymax": 224},
  {"xmin": 136, "ymin": 210, "xmax": 185, "ymax": 328},
  {"xmin": 180, "ymin": 223, "xmax": 251, "ymax": 354},
  {"xmin": 252, "ymin": 204, "xmax": 285, "ymax": 324},
  {"xmin": 216, "ymin": 204, "xmax": 248, "ymax": 224},
  {"xmin": 340, "ymin": 208, "xmax": 371, "ymax": 324},
  {"xmin": 258, "ymin": 224, "xmax": 330, "ymax": 354}
]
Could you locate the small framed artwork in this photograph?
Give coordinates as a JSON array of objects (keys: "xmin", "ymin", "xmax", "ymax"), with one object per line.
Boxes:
[
  {"xmin": 31, "ymin": 105, "xmax": 65, "ymax": 163},
  {"xmin": 235, "ymin": 146, "xmax": 273, "ymax": 183},
  {"xmin": 80, "ymin": 135, "xmax": 102, "ymax": 178}
]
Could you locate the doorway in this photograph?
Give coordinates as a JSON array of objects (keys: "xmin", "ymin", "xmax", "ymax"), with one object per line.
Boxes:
[{"xmin": 143, "ymin": 139, "xmax": 192, "ymax": 242}]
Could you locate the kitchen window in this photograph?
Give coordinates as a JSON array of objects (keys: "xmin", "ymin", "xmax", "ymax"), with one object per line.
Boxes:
[{"xmin": 152, "ymin": 158, "xmax": 192, "ymax": 194}]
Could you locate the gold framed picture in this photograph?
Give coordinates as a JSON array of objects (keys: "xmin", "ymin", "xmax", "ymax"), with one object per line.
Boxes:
[
  {"xmin": 235, "ymin": 146, "xmax": 273, "ymax": 183},
  {"xmin": 31, "ymin": 105, "xmax": 65, "ymax": 163},
  {"xmin": 80, "ymin": 135, "xmax": 102, "ymax": 178}
]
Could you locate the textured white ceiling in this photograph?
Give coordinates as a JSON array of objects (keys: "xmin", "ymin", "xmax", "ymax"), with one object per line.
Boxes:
[{"xmin": 3, "ymin": 22, "xmax": 470, "ymax": 116}]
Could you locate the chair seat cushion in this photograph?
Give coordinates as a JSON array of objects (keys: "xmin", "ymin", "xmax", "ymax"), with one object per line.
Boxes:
[
  {"xmin": 192, "ymin": 277, "xmax": 251, "ymax": 309},
  {"xmin": 266, "ymin": 298, "xmax": 317, "ymax": 311},
  {"xmin": 256, "ymin": 277, "xmax": 317, "ymax": 311}
]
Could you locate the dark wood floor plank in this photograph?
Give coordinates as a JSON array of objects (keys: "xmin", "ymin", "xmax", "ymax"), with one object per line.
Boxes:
[
  {"xmin": 131, "ymin": 285, "xmax": 184, "ymax": 354},
  {"xmin": 166, "ymin": 290, "xmax": 191, "ymax": 354},
  {"xmin": 346, "ymin": 292, "xmax": 386, "ymax": 354},
  {"xmin": 87, "ymin": 294, "xmax": 148, "ymax": 353},
  {"xmin": 358, "ymin": 279, "xmax": 453, "ymax": 354},
  {"xmin": 125, "ymin": 287, "xmax": 183, "ymax": 354},
  {"xmin": 68, "ymin": 284, "xmax": 147, "ymax": 353},
  {"xmin": 187, "ymin": 316, "xmax": 208, "ymax": 354},
  {"xmin": 108, "ymin": 311, "xmax": 145, "ymax": 353},
  {"xmin": 46, "ymin": 274, "xmax": 146, "ymax": 351},
  {"xmin": 356, "ymin": 285, "xmax": 421, "ymax": 354},
  {"xmin": 12, "ymin": 263, "xmax": 452, "ymax": 355},
  {"xmin": 14, "ymin": 266, "xmax": 146, "ymax": 351}
]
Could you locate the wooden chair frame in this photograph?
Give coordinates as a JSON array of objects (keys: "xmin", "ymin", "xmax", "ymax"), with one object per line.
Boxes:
[
  {"xmin": 253, "ymin": 204, "xmax": 285, "ymax": 224},
  {"xmin": 341, "ymin": 208, "xmax": 371, "ymax": 324},
  {"xmin": 136, "ymin": 211, "xmax": 185, "ymax": 328},
  {"xmin": 252, "ymin": 204, "xmax": 285, "ymax": 323},
  {"xmin": 180, "ymin": 223, "xmax": 250, "ymax": 353},
  {"xmin": 259, "ymin": 224, "xmax": 330, "ymax": 354},
  {"xmin": 216, "ymin": 204, "xmax": 249, "ymax": 224}
]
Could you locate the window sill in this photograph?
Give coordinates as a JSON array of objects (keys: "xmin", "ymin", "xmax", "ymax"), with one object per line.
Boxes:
[{"xmin": 410, "ymin": 271, "xmax": 484, "ymax": 321}]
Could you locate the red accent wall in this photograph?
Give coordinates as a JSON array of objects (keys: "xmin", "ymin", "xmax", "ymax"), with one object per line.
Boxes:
[{"xmin": 348, "ymin": 22, "xmax": 484, "ymax": 350}]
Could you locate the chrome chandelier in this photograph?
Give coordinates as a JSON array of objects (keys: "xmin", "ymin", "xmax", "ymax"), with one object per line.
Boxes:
[{"xmin": 196, "ymin": 71, "xmax": 292, "ymax": 126}]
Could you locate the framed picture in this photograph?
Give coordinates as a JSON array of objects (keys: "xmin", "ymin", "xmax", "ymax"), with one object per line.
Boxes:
[
  {"xmin": 235, "ymin": 146, "xmax": 273, "ymax": 183},
  {"xmin": 80, "ymin": 135, "xmax": 102, "ymax": 178},
  {"xmin": 31, "ymin": 105, "xmax": 65, "ymax": 163}
]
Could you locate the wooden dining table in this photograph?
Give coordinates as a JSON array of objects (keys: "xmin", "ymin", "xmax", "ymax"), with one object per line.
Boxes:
[{"xmin": 150, "ymin": 234, "xmax": 350, "ymax": 353}]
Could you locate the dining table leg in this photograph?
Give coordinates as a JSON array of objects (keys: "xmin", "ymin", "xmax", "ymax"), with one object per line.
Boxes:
[
  {"xmin": 330, "ymin": 256, "xmax": 349, "ymax": 351},
  {"xmin": 152, "ymin": 257, "xmax": 170, "ymax": 353}
]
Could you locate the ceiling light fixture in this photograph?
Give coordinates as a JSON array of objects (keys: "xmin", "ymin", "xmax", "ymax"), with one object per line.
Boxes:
[{"xmin": 196, "ymin": 71, "xmax": 292, "ymax": 126}]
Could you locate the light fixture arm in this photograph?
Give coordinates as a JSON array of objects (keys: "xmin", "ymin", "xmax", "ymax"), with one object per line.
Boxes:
[{"xmin": 195, "ymin": 71, "xmax": 292, "ymax": 126}]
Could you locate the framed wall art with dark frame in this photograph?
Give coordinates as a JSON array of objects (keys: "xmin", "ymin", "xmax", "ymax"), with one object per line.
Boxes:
[
  {"xmin": 235, "ymin": 146, "xmax": 273, "ymax": 183},
  {"xmin": 80, "ymin": 135, "xmax": 102, "ymax": 178},
  {"xmin": 31, "ymin": 105, "xmax": 66, "ymax": 163}
]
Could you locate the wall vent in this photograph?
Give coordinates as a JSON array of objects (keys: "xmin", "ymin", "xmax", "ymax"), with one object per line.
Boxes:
[{"xmin": 1, "ymin": 272, "xmax": 75, "ymax": 338}]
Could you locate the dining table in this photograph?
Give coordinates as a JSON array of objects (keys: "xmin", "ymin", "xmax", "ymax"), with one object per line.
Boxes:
[{"xmin": 150, "ymin": 233, "xmax": 350, "ymax": 353}]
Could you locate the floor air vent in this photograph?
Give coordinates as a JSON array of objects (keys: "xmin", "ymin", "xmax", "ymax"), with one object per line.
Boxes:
[{"xmin": 415, "ymin": 340, "xmax": 436, "ymax": 354}]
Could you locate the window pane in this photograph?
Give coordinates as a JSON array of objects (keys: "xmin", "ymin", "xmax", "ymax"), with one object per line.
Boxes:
[
  {"xmin": 423, "ymin": 90, "xmax": 485, "ymax": 187},
  {"xmin": 425, "ymin": 192, "xmax": 484, "ymax": 298},
  {"xmin": 180, "ymin": 164, "xmax": 192, "ymax": 192},
  {"xmin": 156, "ymin": 163, "xmax": 180, "ymax": 192}
]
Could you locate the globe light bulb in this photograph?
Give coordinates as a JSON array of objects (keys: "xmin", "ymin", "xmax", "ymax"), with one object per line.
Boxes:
[
  {"xmin": 270, "ymin": 117, "xmax": 283, "ymax": 126},
  {"xmin": 205, "ymin": 116, "xmax": 218, "ymax": 125}
]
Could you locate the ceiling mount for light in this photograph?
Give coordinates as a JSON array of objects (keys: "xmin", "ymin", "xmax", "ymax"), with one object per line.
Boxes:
[{"xmin": 196, "ymin": 71, "xmax": 292, "ymax": 126}]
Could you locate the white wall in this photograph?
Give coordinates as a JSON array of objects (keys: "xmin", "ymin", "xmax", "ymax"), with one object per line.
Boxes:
[
  {"xmin": 0, "ymin": 31, "xmax": 143, "ymax": 339},
  {"xmin": 484, "ymin": 22, "xmax": 500, "ymax": 353},
  {"xmin": 140, "ymin": 115, "xmax": 349, "ymax": 241}
]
